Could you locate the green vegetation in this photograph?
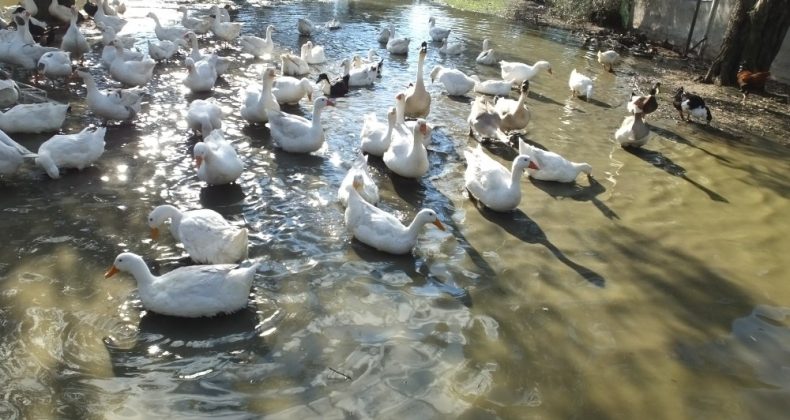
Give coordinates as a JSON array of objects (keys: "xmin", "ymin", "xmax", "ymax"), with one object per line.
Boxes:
[{"xmin": 440, "ymin": 0, "xmax": 510, "ymax": 14}]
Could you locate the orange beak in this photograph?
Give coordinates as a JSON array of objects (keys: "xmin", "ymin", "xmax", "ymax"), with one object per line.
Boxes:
[
  {"xmin": 326, "ymin": 98, "xmax": 335, "ymax": 106},
  {"xmin": 195, "ymin": 156, "xmax": 203, "ymax": 168},
  {"xmin": 432, "ymin": 220, "xmax": 445, "ymax": 231},
  {"xmin": 528, "ymin": 160, "xmax": 539, "ymax": 170},
  {"xmin": 420, "ymin": 123, "xmax": 428, "ymax": 135},
  {"xmin": 150, "ymin": 227, "xmax": 159, "ymax": 240},
  {"xmin": 105, "ymin": 265, "xmax": 119, "ymax": 278}
]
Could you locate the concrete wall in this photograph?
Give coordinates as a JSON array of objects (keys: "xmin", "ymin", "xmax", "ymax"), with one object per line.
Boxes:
[{"xmin": 632, "ymin": 0, "xmax": 790, "ymax": 83}]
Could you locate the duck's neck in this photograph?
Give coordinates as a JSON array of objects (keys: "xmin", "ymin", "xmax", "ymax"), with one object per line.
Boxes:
[
  {"xmin": 259, "ymin": 76, "xmax": 274, "ymax": 104},
  {"xmin": 82, "ymin": 75, "xmax": 98, "ymax": 95},
  {"xmin": 127, "ymin": 258, "xmax": 157, "ymax": 290},
  {"xmin": 509, "ymin": 163, "xmax": 526, "ymax": 189},
  {"xmin": 516, "ymin": 89, "xmax": 528, "ymax": 108},
  {"xmin": 395, "ymin": 102, "xmax": 405, "ymax": 124},
  {"xmin": 265, "ymin": 27, "xmax": 273, "ymax": 42},
  {"xmin": 189, "ymin": 36, "xmax": 201, "ymax": 60},
  {"xmin": 311, "ymin": 106, "xmax": 324, "ymax": 130},
  {"xmin": 158, "ymin": 204, "xmax": 184, "ymax": 230},
  {"xmin": 406, "ymin": 211, "xmax": 429, "ymax": 237},
  {"xmin": 415, "ymin": 54, "xmax": 425, "ymax": 88}
]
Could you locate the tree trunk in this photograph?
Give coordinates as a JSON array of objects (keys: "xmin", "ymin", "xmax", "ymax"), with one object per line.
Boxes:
[{"xmin": 704, "ymin": 0, "xmax": 790, "ymax": 85}]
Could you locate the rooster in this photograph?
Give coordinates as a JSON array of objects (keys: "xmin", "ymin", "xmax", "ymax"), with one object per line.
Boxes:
[{"xmin": 737, "ymin": 64, "xmax": 771, "ymax": 104}]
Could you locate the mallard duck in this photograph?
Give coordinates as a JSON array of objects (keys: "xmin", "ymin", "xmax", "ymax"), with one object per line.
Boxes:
[
  {"xmin": 464, "ymin": 145, "xmax": 536, "ymax": 212},
  {"xmin": 35, "ymin": 126, "xmax": 106, "ymax": 179},
  {"xmin": 405, "ymin": 42, "xmax": 430, "ymax": 118},
  {"xmin": 0, "ymin": 102, "xmax": 69, "ymax": 133},
  {"xmin": 430, "ymin": 65, "xmax": 475, "ymax": 96},
  {"xmin": 614, "ymin": 113, "xmax": 650, "ymax": 148},
  {"xmin": 239, "ymin": 25, "xmax": 275, "ymax": 58},
  {"xmin": 266, "ymin": 97, "xmax": 335, "ymax": 154},
  {"xmin": 109, "ymin": 44, "xmax": 156, "ymax": 87},
  {"xmin": 495, "ymin": 80, "xmax": 531, "ymax": 132},
  {"xmin": 360, "ymin": 106, "xmax": 396, "ymax": 157},
  {"xmin": 316, "ymin": 73, "xmax": 350, "ymax": 97},
  {"xmin": 301, "ymin": 40, "xmax": 326, "ymax": 64},
  {"xmin": 147, "ymin": 40, "xmax": 178, "ymax": 62},
  {"xmin": 210, "ymin": 5, "xmax": 242, "ymax": 45},
  {"xmin": 476, "ymin": 38, "xmax": 497, "ymax": 66},
  {"xmin": 673, "ymin": 87, "xmax": 712, "ymax": 124},
  {"xmin": 194, "ymin": 129, "xmax": 243, "ymax": 185},
  {"xmin": 183, "ymin": 55, "xmax": 218, "ymax": 93},
  {"xmin": 439, "ymin": 37, "xmax": 465, "ymax": 55},
  {"xmin": 280, "ymin": 51, "xmax": 309, "ymax": 76},
  {"xmin": 37, "ymin": 51, "xmax": 72, "ymax": 83},
  {"xmin": 148, "ymin": 204, "xmax": 248, "ymax": 264},
  {"xmin": 470, "ymin": 75, "xmax": 512, "ymax": 97},
  {"xmin": 104, "ymin": 252, "xmax": 259, "ymax": 318},
  {"xmin": 177, "ymin": 5, "xmax": 211, "ymax": 36},
  {"xmin": 0, "ymin": 128, "xmax": 35, "ymax": 175},
  {"xmin": 597, "ymin": 50, "xmax": 619, "ymax": 72},
  {"xmin": 187, "ymin": 99, "xmax": 222, "ymax": 136},
  {"xmin": 344, "ymin": 174, "xmax": 445, "ymax": 255},
  {"xmin": 297, "ymin": 17, "xmax": 315, "ymax": 36},
  {"xmin": 500, "ymin": 60, "xmax": 552, "ymax": 84},
  {"xmin": 467, "ymin": 96, "xmax": 506, "ymax": 142},
  {"xmin": 627, "ymin": 82, "xmax": 661, "ymax": 114},
  {"xmin": 518, "ymin": 139, "xmax": 591, "ymax": 183},
  {"xmin": 340, "ymin": 58, "xmax": 378, "ymax": 86},
  {"xmin": 428, "ymin": 16, "xmax": 451, "ymax": 42},
  {"xmin": 147, "ymin": 11, "xmax": 188, "ymax": 45},
  {"xmin": 338, "ymin": 153, "xmax": 379, "ymax": 207},
  {"xmin": 78, "ymin": 70, "xmax": 141, "ymax": 122},
  {"xmin": 386, "ymin": 26, "xmax": 410, "ymax": 55},
  {"xmin": 240, "ymin": 67, "xmax": 279, "ymax": 124},
  {"xmin": 569, "ymin": 68, "xmax": 593, "ymax": 100},
  {"xmin": 383, "ymin": 119, "xmax": 429, "ymax": 179},
  {"xmin": 60, "ymin": 7, "xmax": 89, "ymax": 60},
  {"xmin": 272, "ymin": 76, "xmax": 314, "ymax": 105}
]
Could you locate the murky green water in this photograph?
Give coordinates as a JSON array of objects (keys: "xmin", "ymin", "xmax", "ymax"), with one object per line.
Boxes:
[{"xmin": 1, "ymin": 0, "xmax": 789, "ymax": 418}]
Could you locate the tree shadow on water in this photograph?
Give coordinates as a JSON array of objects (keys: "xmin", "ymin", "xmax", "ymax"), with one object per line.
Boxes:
[
  {"xmin": 472, "ymin": 199, "xmax": 606, "ymax": 287},
  {"xmin": 624, "ymin": 146, "xmax": 729, "ymax": 203}
]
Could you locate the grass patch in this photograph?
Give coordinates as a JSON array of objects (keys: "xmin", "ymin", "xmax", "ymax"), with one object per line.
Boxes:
[{"xmin": 440, "ymin": 0, "xmax": 509, "ymax": 14}]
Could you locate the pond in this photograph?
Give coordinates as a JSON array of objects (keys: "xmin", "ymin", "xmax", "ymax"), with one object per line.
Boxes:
[{"xmin": 1, "ymin": 0, "xmax": 789, "ymax": 418}]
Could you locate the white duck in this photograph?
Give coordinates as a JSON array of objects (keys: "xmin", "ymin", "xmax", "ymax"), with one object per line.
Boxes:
[
  {"xmin": 0, "ymin": 102, "xmax": 69, "ymax": 133},
  {"xmin": 404, "ymin": 42, "xmax": 430, "ymax": 118},
  {"xmin": 183, "ymin": 55, "xmax": 218, "ymax": 93},
  {"xmin": 464, "ymin": 146, "xmax": 536, "ymax": 212},
  {"xmin": 35, "ymin": 126, "xmax": 106, "ymax": 179},
  {"xmin": 438, "ymin": 37, "xmax": 465, "ymax": 55},
  {"xmin": 101, "ymin": 26, "xmax": 135, "ymax": 49},
  {"xmin": 0, "ymin": 13, "xmax": 57, "ymax": 69},
  {"xmin": 344, "ymin": 175, "xmax": 445, "ymax": 255},
  {"xmin": 360, "ymin": 106, "xmax": 396, "ymax": 157},
  {"xmin": 211, "ymin": 5, "xmax": 242, "ymax": 45},
  {"xmin": 467, "ymin": 96, "xmax": 506, "ymax": 142},
  {"xmin": 394, "ymin": 92, "xmax": 432, "ymax": 146},
  {"xmin": 109, "ymin": 45, "xmax": 156, "ymax": 87},
  {"xmin": 0, "ymin": 128, "xmax": 35, "ymax": 176},
  {"xmin": 47, "ymin": 0, "xmax": 72, "ymax": 23},
  {"xmin": 101, "ymin": 28, "xmax": 141, "ymax": 68},
  {"xmin": 518, "ymin": 140, "xmax": 592, "ymax": 183},
  {"xmin": 148, "ymin": 204, "xmax": 248, "ymax": 264},
  {"xmin": 476, "ymin": 38, "xmax": 497, "ymax": 66},
  {"xmin": 0, "ymin": 74, "xmax": 19, "ymax": 107},
  {"xmin": 272, "ymin": 76, "xmax": 313, "ymax": 105},
  {"xmin": 37, "ymin": 51, "xmax": 72, "ymax": 83},
  {"xmin": 301, "ymin": 40, "xmax": 326, "ymax": 64},
  {"xmin": 104, "ymin": 252, "xmax": 259, "ymax": 318},
  {"xmin": 495, "ymin": 80, "xmax": 531, "ymax": 132},
  {"xmin": 351, "ymin": 50, "xmax": 383, "ymax": 73},
  {"xmin": 597, "ymin": 50, "xmax": 619, "ymax": 72},
  {"xmin": 614, "ymin": 113, "xmax": 651, "ymax": 148},
  {"xmin": 94, "ymin": 0, "xmax": 126, "ymax": 33},
  {"xmin": 177, "ymin": 5, "xmax": 211, "ymax": 36},
  {"xmin": 430, "ymin": 65, "xmax": 475, "ymax": 96},
  {"xmin": 428, "ymin": 16, "xmax": 451, "ymax": 42},
  {"xmin": 500, "ymin": 60, "xmax": 552, "ymax": 84},
  {"xmin": 386, "ymin": 27, "xmax": 410, "ymax": 55},
  {"xmin": 340, "ymin": 58, "xmax": 377, "ymax": 87},
  {"xmin": 280, "ymin": 51, "xmax": 310, "ymax": 77},
  {"xmin": 186, "ymin": 99, "xmax": 222, "ymax": 136},
  {"xmin": 194, "ymin": 129, "xmax": 243, "ymax": 185},
  {"xmin": 240, "ymin": 67, "xmax": 279, "ymax": 124},
  {"xmin": 377, "ymin": 26, "xmax": 391, "ymax": 44},
  {"xmin": 384, "ymin": 119, "xmax": 429, "ymax": 179},
  {"xmin": 338, "ymin": 153, "xmax": 379, "ymax": 207},
  {"xmin": 297, "ymin": 18, "xmax": 315, "ymax": 36},
  {"xmin": 266, "ymin": 97, "xmax": 335, "ymax": 154},
  {"xmin": 184, "ymin": 32, "xmax": 230, "ymax": 76},
  {"xmin": 60, "ymin": 7, "xmax": 89, "ymax": 61},
  {"xmin": 78, "ymin": 70, "xmax": 142, "ymax": 122},
  {"xmin": 147, "ymin": 12, "xmax": 188, "ymax": 45},
  {"xmin": 470, "ymin": 76, "xmax": 512, "ymax": 97},
  {"xmin": 147, "ymin": 40, "xmax": 178, "ymax": 62},
  {"xmin": 239, "ymin": 25, "xmax": 275, "ymax": 58},
  {"xmin": 569, "ymin": 68, "xmax": 593, "ymax": 100}
]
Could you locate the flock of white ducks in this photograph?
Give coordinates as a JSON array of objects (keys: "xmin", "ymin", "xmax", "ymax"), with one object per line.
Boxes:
[{"xmin": 0, "ymin": 3, "xmax": 647, "ymax": 317}]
